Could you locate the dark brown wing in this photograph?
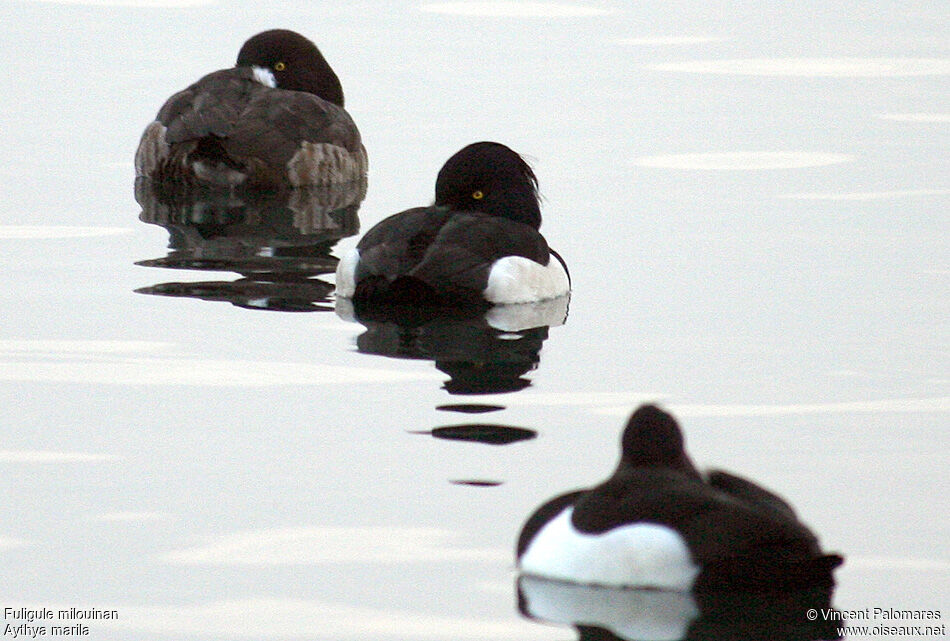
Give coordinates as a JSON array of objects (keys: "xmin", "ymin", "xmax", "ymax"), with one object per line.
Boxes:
[
  {"xmin": 355, "ymin": 207, "xmax": 454, "ymax": 282},
  {"xmin": 158, "ymin": 69, "xmax": 257, "ymax": 142},
  {"xmin": 571, "ymin": 469, "xmax": 823, "ymax": 564},
  {"xmin": 408, "ymin": 212, "xmax": 551, "ymax": 294},
  {"xmin": 220, "ymin": 87, "xmax": 363, "ymax": 168},
  {"xmin": 154, "ymin": 67, "xmax": 361, "ymax": 175}
]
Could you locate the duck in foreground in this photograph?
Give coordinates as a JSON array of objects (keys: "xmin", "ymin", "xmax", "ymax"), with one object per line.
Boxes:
[
  {"xmin": 135, "ymin": 29, "xmax": 366, "ymax": 189},
  {"xmin": 517, "ymin": 405, "xmax": 842, "ymax": 592},
  {"xmin": 335, "ymin": 142, "xmax": 570, "ymax": 306}
]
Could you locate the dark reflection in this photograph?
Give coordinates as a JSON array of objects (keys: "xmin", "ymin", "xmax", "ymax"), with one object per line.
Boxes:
[
  {"xmin": 134, "ymin": 177, "xmax": 365, "ymax": 311},
  {"xmin": 412, "ymin": 424, "xmax": 537, "ymax": 445},
  {"xmin": 336, "ymin": 295, "xmax": 569, "ymax": 394},
  {"xmin": 436, "ymin": 403, "xmax": 506, "ymax": 414},
  {"xmin": 450, "ymin": 479, "xmax": 503, "ymax": 487},
  {"xmin": 518, "ymin": 575, "xmax": 842, "ymax": 641}
]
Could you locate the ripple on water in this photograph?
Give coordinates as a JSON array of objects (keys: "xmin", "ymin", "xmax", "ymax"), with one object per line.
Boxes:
[
  {"xmin": 93, "ymin": 512, "xmax": 171, "ymax": 522},
  {"xmin": 419, "ymin": 1, "xmax": 613, "ymax": 17},
  {"xmin": 0, "ymin": 537, "xmax": 28, "ymax": 549},
  {"xmin": 0, "ymin": 339, "xmax": 438, "ymax": 386},
  {"xmin": 163, "ymin": 526, "xmax": 507, "ymax": 564},
  {"xmin": 95, "ymin": 598, "xmax": 555, "ymax": 640},
  {"xmin": 595, "ymin": 397, "xmax": 950, "ymax": 418},
  {"xmin": 14, "ymin": 0, "xmax": 212, "ymax": 6},
  {"xmin": 0, "ymin": 450, "xmax": 119, "ymax": 463},
  {"xmin": 615, "ymin": 36, "xmax": 726, "ymax": 46},
  {"xmin": 0, "ymin": 226, "xmax": 132, "ymax": 239},
  {"xmin": 633, "ymin": 151, "xmax": 853, "ymax": 170},
  {"xmin": 779, "ymin": 188, "xmax": 950, "ymax": 201},
  {"xmin": 649, "ymin": 58, "xmax": 950, "ymax": 77},
  {"xmin": 876, "ymin": 113, "xmax": 950, "ymax": 123}
]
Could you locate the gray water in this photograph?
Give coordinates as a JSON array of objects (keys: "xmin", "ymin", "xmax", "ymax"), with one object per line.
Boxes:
[{"xmin": 0, "ymin": 1, "xmax": 947, "ymax": 639}]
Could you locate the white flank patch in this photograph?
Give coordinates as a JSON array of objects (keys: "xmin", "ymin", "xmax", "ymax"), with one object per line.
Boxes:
[
  {"xmin": 334, "ymin": 248, "xmax": 361, "ymax": 298},
  {"xmin": 519, "ymin": 507, "xmax": 699, "ymax": 590},
  {"xmin": 251, "ymin": 66, "xmax": 277, "ymax": 88},
  {"xmin": 779, "ymin": 188, "xmax": 950, "ymax": 201},
  {"xmin": 164, "ymin": 526, "xmax": 506, "ymax": 565},
  {"xmin": 519, "ymin": 575, "xmax": 699, "ymax": 640},
  {"xmin": 0, "ymin": 226, "xmax": 131, "ymax": 239},
  {"xmin": 876, "ymin": 113, "xmax": 950, "ymax": 123},
  {"xmin": 0, "ymin": 450, "xmax": 119, "ymax": 463},
  {"xmin": 633, "ymin": 151, "xmax": 852, "ymax": 170},
  {"xmin": 616, "ymin": 36, "xmax": 725, "ymax": 46},
  {"xmin": 649, "ymin": 58, "xmax": 950, "ymax": 77},
  {"xmin": 483, "ymin": 256, "xmax": 570, "ymax": 304},
  {"xmin": 419, "ymin": 1, "xmax": 613, "ymax": 17}
]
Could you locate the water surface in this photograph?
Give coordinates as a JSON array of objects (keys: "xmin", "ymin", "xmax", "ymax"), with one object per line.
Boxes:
[{"xmin": 0, "ymin": 1, "xmax": 947, "ymax": 639}]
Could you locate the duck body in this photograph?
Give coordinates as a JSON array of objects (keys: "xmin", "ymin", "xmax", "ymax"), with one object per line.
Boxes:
[
  {"xmin": 136, "ymin": 30, "xmax": 366, "ymax": 189},
  {"xmin": 335, "ymin": 142, "xmax": 569, "ymax": 306},
  {"xmin": 517, "ymin": 405, "xmax": 842, "ymax": 592}
]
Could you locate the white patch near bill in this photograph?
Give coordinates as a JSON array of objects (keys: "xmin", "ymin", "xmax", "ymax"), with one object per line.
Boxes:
[
  {"xmin": 251, "ymin": 66, "xmax": 277, "ymax": 88},
  {"xmin": 334, "ymin": 248, "xmax": 361, "ymax": 298},
  {"xmin": 519, "ymin": 507, "xmax": 699, "ymax": 590},
  {"xmin": 484, "ymin": 255, "xmax": 570, "ymax": 304}
]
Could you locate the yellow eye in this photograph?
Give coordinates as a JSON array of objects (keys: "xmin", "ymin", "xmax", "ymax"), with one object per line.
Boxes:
[
  {"xmin": 472, "ymin": 190, "xmax": 484, "ymax": 200},
  {"xmin": 274, "ymin": 61, "xmax": 286, "ymax": 71}
]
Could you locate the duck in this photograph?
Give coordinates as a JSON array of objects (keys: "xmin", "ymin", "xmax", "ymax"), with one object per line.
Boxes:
[
  {"xmin": 135, "ymin": 29, "xmax": 367, "ymax": 189},
  {"xmin": 334, "ymin": 142, "xmax": 570, "ymax": 306},
  {"xmin": 517, "ymin": 405, "xmax": 842, "ymax": 592}
]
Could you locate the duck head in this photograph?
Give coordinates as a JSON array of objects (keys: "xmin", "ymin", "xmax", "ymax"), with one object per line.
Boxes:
[
  {"xmin": 435, "ymin": 142, "xmax": 542, "ymax": 229},
  {"xmin": 619, "ymin": 405, "xmax": 702, "ymax": 478},
  {"xmin": 236, "ymin": 29, "xmax": 345, "ymax": 106}
]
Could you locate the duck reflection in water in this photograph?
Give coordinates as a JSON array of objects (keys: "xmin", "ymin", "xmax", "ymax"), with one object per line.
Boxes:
[
  {"xmin": 516, "ymin": 405, "xmax": 843, "ymax": 640},
  {"xmin": 336, "ymin": 295, "xmax": 568, "ymax": 395},
  {"xmin": 517, "ymin": 576, "xmax": 842, "ymax": 640},
  {"xmin": 135, "ymin": 177, "xmax": 365, "ymax": 311}
]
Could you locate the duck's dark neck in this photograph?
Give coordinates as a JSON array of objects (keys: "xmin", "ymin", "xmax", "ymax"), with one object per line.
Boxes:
[{"xmin": 617, "ymin": 452, "xmax": 702, "ymax": 479}]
